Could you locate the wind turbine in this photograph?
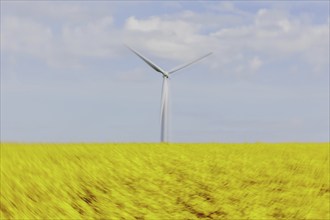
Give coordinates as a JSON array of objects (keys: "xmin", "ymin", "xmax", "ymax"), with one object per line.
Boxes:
[{"xmin": 126, "ymin": 45, "xmax": 212, "ymax": 142}]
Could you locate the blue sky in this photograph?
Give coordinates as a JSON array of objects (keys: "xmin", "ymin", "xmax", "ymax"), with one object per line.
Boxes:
[{"xmin": 1, "ymin": 1, "xmax": 329, "ymax": 142}]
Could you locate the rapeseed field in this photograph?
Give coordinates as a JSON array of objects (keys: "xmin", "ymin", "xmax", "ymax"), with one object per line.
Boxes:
[{"xmin": 0, "ymin": 143, "xmax": 329, "ymax": 219}]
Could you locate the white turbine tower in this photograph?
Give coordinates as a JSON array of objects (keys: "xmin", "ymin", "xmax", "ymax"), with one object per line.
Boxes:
[{"xmin": 126, "ymin": 45, "xmax": 212, "ymax": 142}]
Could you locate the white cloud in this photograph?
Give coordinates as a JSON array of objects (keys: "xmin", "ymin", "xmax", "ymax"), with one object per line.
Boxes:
[
  {"xmin": 277, "ymin": 19, "xmax": 291, "ymax": 32},
  {"xmin": 125, "ymin": 16, "xmax": 161, "ymax": 32},
  {"xmin": 210, "ymin": 8, "xmax": 329, "ymax": 73},
  {"xmin": 205, "ymin": 1, "xmax": 252, "ymax": 17},
  {"xmin": 250, "ymin": 56, "xmax": 263, "ymax": 71},
  {"xmin": 1, "ymin": 3, "xmax": 328, "ymax": 74},
  {"xmin": 1, "ymin": 15, "xmax": 118, "ymax": 68},
  {"xmin": 2, "ymin": 1, "xmax": 95, "ymax": 25},
  {"xmin": 125, "ymin": 16, "xmax": 199, "ymax": 40},
  {"xmin": 61, "ymin": 16, "xmax": 115, "ymax": 58},
  {"xmin": 122, "ymin": 7, "xmax": 328, "ymax": 75},
  {"xmin": 124, "ymin": 16, "xmax": 213, "ymax": 62},
  {"xmin": 1, "ymin": 16, "xmax": 53, "ymax": 59}
]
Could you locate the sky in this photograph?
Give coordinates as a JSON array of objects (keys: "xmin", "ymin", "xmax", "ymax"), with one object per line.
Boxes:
[{"xmin": 1, "ymin": 1, "xmax": 329, "ymax": 143}]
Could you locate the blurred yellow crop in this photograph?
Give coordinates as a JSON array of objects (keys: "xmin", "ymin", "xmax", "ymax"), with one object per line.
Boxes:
[{"xmin": 1, "ymin": 143, "xmax": 329, "ymax": 219}]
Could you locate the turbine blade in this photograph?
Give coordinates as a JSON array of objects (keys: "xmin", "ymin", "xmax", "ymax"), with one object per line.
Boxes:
[
  {"xmin": 125, "ymin": 44, "xmax": 167, "ymax": 76},
  {"xmin": 168, "ymin": 52, "xmax": 213, "ymax": 74}
]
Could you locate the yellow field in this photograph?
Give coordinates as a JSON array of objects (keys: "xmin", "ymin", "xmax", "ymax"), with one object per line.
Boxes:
[{"xmin": 0, "ymin": 143, "xmax": 329, "ymax": 219}]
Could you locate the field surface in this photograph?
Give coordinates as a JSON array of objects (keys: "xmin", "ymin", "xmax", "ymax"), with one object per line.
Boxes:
[{"xmin": 1, "ymin": 143, "xmax": 329, "ymax": 219}]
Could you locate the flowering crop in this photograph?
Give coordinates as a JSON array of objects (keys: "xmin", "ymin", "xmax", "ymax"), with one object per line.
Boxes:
[{"xmin": 1, "ymin": 143, "xmax": 329, "ymax": 219}]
